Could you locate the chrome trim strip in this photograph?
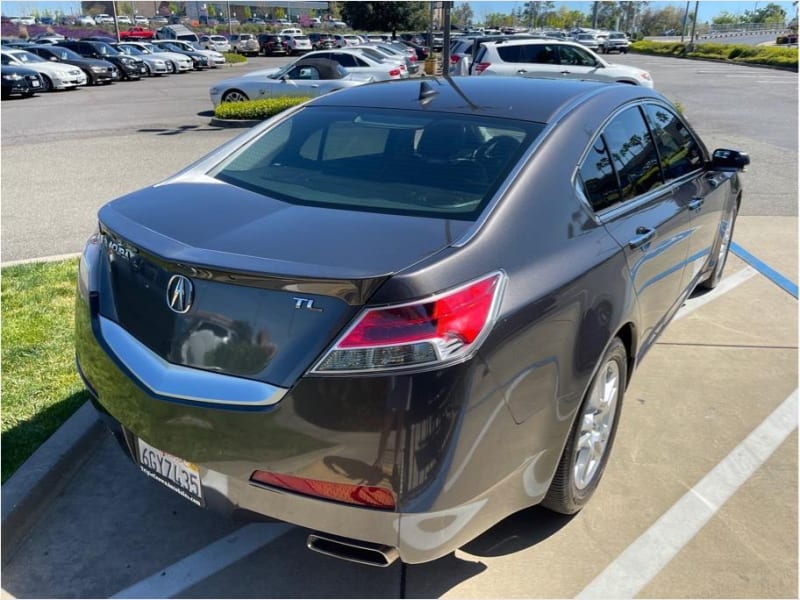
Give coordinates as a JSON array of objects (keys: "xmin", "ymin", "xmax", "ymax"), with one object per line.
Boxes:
[{"xmin": 98, "ymin": 316, "xmax": 287, "ymax": 407}]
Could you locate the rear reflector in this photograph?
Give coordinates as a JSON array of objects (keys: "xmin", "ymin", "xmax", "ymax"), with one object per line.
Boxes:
[
  {"xmin": 450, "ymin": 55, "xmax": 460, "ymax": 63},
  {"xmin": 475, "ymin": 62, "xmax": 490, "ymax": 74},
  {"xmin": 251, "ymin": 471, "xmax": 396, "ymax": 510},
  {"xmin": 312, "ymin": 272, "xmax": 505, "ymax": 374}
]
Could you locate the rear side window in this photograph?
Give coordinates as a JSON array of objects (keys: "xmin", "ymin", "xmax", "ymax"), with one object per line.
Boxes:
[
  {"xmin": 497, "ymin": 43, "xmax": 556, "ymax": 64},
  {"xmin": 643, "ymin": 103, "xmax": 704, "ymax": 181},
  {"xmin": 579, "ymin": 105, "xmax": 664, "ymax": 211},
  {"xmin": 213, "ymin": 107, "xmax": 543, "ymax": 221},
  {"xmin": 557, "ymin": 45, "xmax": 596, "ymax": 66}
]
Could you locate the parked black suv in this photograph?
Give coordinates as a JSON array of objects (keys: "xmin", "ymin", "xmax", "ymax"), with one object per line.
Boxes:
[
  {"xmin": 55, "ymin": 40, "xmax": 145, "ymax": 80},
  {"xmin": 257, "ymin": 34, "xmax": 288, "ymax": 56}
]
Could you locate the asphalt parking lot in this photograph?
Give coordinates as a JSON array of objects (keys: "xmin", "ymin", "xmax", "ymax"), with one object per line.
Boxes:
[{"xmin": 1, "ymin": 53, "xmax": 797, "ymax": 598}]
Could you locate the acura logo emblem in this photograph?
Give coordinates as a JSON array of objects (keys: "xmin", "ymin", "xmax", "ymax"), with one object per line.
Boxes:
[{"xmin": 166, "ymin": 275, "xmax": 194, "ymax": 314}]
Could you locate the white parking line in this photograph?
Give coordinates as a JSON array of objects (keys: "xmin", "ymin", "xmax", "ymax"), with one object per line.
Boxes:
[
  {"xmin": 577, "ymin": 389, "xmax": 798, "ymax": 599},
  {"xmin": 674, "ymin": 267, "xmax": 757, "ymax": 321},
  {"xmin": 112, "ymin": 523, "xmax": 292, "ymax": 599}
]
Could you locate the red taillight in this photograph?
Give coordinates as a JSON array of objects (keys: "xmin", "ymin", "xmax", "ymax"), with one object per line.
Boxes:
[
  {"xmin": 474, "ymin": 62, "xmax": 490, "ymax": 74},
  {"xmin": 450, "ymin": 54, "xmax": 460, "ymax": 63},
  {"xmin": 313, "ymin": 272, "xmax": 505, "ymax": 373},
  {"xmin": 389, "ymin": 68, "xmax": 401, "ymax": 77},
  {"xmin": 251, "ymin": 471, "xmax": 396, "ymax": 510}
]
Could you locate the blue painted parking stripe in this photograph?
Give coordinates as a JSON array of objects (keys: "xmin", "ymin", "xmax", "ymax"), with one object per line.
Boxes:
[{"xmin": 730, "ymin": 242, "xmax": 798, "ymax": 299}]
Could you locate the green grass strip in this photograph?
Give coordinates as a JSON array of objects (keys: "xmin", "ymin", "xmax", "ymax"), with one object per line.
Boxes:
[
  {"xmin": 1, "ymin": 259, "xmax": 89, "ymax": 483},
  {"xmin": 630, "ymin": 40, "xmax": 798, "ymax": 69}
]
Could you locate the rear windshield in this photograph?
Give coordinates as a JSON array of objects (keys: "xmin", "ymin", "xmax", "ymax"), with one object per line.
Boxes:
[{"xmin": 212, "ymin": 106, "xmax": 543, "ymax": 221}]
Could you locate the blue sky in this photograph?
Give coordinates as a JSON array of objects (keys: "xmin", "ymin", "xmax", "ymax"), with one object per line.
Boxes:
[{"xmin": 2, "ymin": 1, "xmax": 797, "ymax": 22}]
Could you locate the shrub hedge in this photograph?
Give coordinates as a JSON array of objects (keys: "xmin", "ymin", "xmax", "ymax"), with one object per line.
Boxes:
[
  {"xmin": 214, "ymin": 96, "xmax": 312, "ymax": 120},
  {"xmin": 223, "ymin": 52, "xmax": 247, "ymax": 64},
  {"xmin": 630, "ymin": 40, "xmax": 798, "ymax": 69}
]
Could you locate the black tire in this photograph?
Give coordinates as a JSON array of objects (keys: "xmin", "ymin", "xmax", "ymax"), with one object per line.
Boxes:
[
  {"xmin": 144, "ymin": 63, "xmax": 152, "ymax": 77},
  {"xmin": 40, "ymin": 75, "xmax": 53, "ymax": 92},
  {"xmin": 543, "ymin": 337, "xmax": 627, "ymax": 515},
  {"xmin": 698, "ymin": 202, "xmax": 738, "ymax": 290},
  {"xmin": 82, "ymin": 69, "xmax": 95, "ymax": 85}
]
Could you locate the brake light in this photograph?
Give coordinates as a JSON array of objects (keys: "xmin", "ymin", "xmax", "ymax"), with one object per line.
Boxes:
[
  {"xmin": 313, "ymin": 272, "xmax": 505, "ymax": 373},
  {"xmin": 251, "ymin": 471, "xmax": 396, "ymax": 510},
  {"xmin": 450, "ymin": 54, "xmax": 460, "ymax": 63},
  {"xmin": 475, "ymin": 62, "xmax": 491, "ymax": 74},
  {"xmin": 389, "ymin": 67, "xmax": 401, "ymax": 77}
]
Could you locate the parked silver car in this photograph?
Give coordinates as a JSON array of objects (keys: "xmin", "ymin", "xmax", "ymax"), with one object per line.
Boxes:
[{"xmin": 209, "ymin": 57, "xmax": 374, "ymax": 106}]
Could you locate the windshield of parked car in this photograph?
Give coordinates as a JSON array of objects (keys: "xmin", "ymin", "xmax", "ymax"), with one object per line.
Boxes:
[
  {"xmin": 93, "ymin": 43, "xmax": 122, "ymax": 56},
  {"xmin": 609, "ymin": 33, "xmax": 626, "ymax": 39},
  {"xmin": 212, "ymin": 107, "xmax": 543, "ymax": 220},
  {"xmin": 8, "ymin": 51, "xmax": 46, "ymax": 63},
  {"xmin": 157, "ymin": 42, "xmax": 184, "ymax": 52},
  {"xmin": 118, "ymin": 45, "xmax": 144, "ymax": 56},
  {"xmin": 48, "ymin": 47, "xmax": 82, "ymax": 60}
]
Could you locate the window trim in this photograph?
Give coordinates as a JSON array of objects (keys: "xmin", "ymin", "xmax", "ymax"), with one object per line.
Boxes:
[{"xmin": 572, "ymin": 99, "xmax": 708, "ymax": 223}]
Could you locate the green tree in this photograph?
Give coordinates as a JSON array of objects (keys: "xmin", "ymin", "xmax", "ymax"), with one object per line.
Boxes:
[
  {"xmin": 744, "ymin": 2, "xmax": 787, "ymax": 23},
  {"xmin": 452, "ymin": 2, "xmax": 473, "ymax": 28},
  {"xmin": 242, "ymin": 6, "xmax": 252, "ymax": 20},
  {"xmin": 341, "ymin": 2, "xmax": 427, "ymax": 34},
  {"xmin": 523, "ymin": 1, "xmax": 554, "ymax": 28},
  {"xmin": 712, "ymin": 11, "xmax": 742, "ymax": 25},
  {"xmin": 638, "ymin": 5, "xmax": 685, "ymax": 35}
]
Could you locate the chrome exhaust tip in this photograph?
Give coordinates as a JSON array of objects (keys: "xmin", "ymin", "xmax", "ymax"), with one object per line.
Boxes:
[{"xmin": 306, "ymin": 533, "xmax": 399, "ymax": 567}]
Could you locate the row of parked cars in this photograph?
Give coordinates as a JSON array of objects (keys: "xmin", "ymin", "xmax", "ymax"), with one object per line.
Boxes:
[
  {"xmin": 1, "ymin": 35, "xmax": 226, "ymax": 99},
  {"xmin": 208, "ymin": 41, "xmax": 423, "ymax": 106}
]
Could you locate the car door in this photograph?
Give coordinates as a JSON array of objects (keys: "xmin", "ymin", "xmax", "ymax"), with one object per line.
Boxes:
[
  {"xmin": 556, "ymin": 44, "xmax": 609, "ymax": 83},
  {"xmin": 578, "ymin": 104, "xmax": 694, "ymax": 354},
  {"xmin": 642, "ymin": 102, "xmax": 730, "ymax": 289}
]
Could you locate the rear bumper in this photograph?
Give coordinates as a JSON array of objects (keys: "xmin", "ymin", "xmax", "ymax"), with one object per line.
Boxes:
[{"xmin": 75, "ymin": 287, "xmax": 567, "ymax": 563}]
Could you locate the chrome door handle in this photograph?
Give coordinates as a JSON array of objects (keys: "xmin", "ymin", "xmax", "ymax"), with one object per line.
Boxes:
[
  {"xmin": 628, "ymin": 226, "xmax": 656, "ymax": 250},
  {"xmin": 688, "ymin": 197, "xmax": 704, "ymax": 211},
  {"xmin": 516, "ymin": 69, "xmax": 527, "ymax": 74}
]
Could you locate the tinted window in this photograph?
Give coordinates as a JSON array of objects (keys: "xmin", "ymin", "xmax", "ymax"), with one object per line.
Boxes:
[
  {"xmin": 643, "ymin": 103, "xmax": 704, "ymax": 181},
  {"xmin": 602, "ymin": 106, "xmax": 664, "ymax": 201},
  {"xmin": 579, "ymin": 137, "xmax": 621, "ymax": 211},
  {"xmin": 213, "ymin": 107, "xmax": 543, "ymax": 221},
  {"xmin": 497, "ymin": 43, "xmax": 556, "ymax": 64},
  {"xmin": 557, "ymin": 45, "xmax": 596, "ymax": 66}
]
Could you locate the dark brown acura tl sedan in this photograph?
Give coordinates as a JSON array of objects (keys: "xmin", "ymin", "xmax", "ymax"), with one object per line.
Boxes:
[{"xmin": 75, "ymin": 77, "xmax": 748, "ymax": 566}]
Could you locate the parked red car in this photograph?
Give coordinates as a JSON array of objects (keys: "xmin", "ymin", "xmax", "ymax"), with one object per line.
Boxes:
[{"xmin": 119, "ymin": 26, "xmax": 155, "ymax": 40}]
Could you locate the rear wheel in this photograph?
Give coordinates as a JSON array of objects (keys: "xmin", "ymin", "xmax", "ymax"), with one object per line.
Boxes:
[
  {"xmin": 543, "ymin": 338, "xmax": 627, "ymax": 515},
  {"xmin": 698, "ymin": 203, "xmax": 738, "ymax": 290},
  {"xmin": 221, "ymin": 89, "xmax": 249, "ymax": 103}
]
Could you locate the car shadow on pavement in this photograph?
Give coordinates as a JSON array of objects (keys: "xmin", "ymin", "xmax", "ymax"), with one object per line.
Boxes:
[
  {"xmin": 137, "ymin": 125, "xmax": 223, "ymax": 135},
  {"xmin": 404, "ymin": 506, "xmax": 573, "ymax": 597},
  {"xmin": 459, "ymin": 505, "xmax": 575, "ymax": 559}
]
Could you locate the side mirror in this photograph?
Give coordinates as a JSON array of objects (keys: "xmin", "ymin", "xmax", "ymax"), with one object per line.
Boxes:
[{"xmin": 711, "ymin": 148, "xmax": 750, "ymax": 172}]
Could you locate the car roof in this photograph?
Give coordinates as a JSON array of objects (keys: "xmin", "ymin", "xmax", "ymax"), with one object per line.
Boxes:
[
  {"xmin": 310, "ymin": 77, "xmax": 656, "ymax": 124},
  {"xmin": 481, "ymin": 38, "xmax": 582, "ymax": 48}
]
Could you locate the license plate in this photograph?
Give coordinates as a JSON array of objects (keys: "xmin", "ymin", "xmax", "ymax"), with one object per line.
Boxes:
[
  {"xmin": 138, "ymin": 439, "xmax": 204, "ymax": 506},
  {"xmin": 140, "ymin": 66, "xmax": 146, "ymax": 73},
  {"xmin": 31, "ymin": 81, "xmax": 40, "ymax": 87}
]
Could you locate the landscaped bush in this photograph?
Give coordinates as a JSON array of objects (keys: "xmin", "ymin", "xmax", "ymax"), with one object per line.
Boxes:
[
  {"xmin": 223, "ymin": 52, "xmax": 247, "ymax": 63},
  {"xmin": 214, "ymin": 96, "xmax": 312, "ymax": 120},
  {"xmin": 630, "ymin": 40, "xmax": 797, "ymax": 69}
]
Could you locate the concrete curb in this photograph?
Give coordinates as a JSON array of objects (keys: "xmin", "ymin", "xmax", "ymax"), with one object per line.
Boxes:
[
  {"xmin": 1, "ymin": 401, "xmax": 105, "ymax": 564},
  {"xmin": 630, "ymin": 51, "xmax": 798, "ymax": 72},
  {"xmin": 209, "ymin": 117, "xmax": 262, "ymax": 128}
]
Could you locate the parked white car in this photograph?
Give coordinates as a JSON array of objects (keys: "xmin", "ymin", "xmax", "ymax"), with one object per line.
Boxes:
[
  {"xmin": 209, "ymin": 57, "xmax": 374, "ymax": 106},
  {"xmin": 229, "ymin": 33, "xmax": 259, "ymax": 56},
  {"xmin": 298, "ymin": 48, "xmax": 406, "ymax": 80},
  {"xmin": 282, "ymin": 34, "xmax": 313, "ymax": 55},
  {"xmin": 164, "ymin": 39, "xmax": 226, "ymax": 66},
  {"xmin": 473, "ymin": 39, "xmax": 653, "ymax": 87},
  {"xmin": 120, "ymin": 41, "xmax": 193, "ymax": 72},
  {"xmin": 77, "ymin": 15, "xmax": 96, "ymax": 26},
  {"xmin": 199, "ymin": 35, "xmax": 231, "ymax": 53},
  {"xmin": 279, "ymin": 28, "xmax": 303, "ymax": 36},
  {"xmin": 94, "ymin": 14, "xmax": 114, "ymax": 24},
  {"xmin": 1, "ymin": 49, "xmax": 87, "ymax": 90},
  {"xmin": 116, "ymin": 15, "xmax": 133, "ymax": 25},
  {"xmin": 134, "ymin": 15, "xmax": 149, "ymax": 26}
]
